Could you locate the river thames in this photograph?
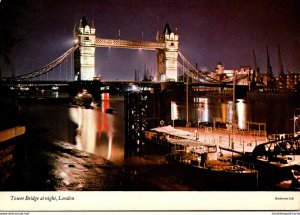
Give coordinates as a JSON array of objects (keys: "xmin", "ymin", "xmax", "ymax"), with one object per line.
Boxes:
[{"xmin": 18, "ymin": 93, "xmax": 299, "ymax": 166}]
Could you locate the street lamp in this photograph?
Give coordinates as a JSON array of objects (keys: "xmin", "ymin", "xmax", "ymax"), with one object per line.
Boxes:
[
  {"xmin": 198, "ymin": 103, "xmax": 205, "ymax": 129},
  {"xmin": 186, "ymin": 73, "xmax": 189, "ymax": 127}
]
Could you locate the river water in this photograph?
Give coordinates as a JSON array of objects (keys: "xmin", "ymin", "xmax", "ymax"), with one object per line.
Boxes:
[{"xmin": 18, "ymin": 93, "xmax": 300, "ymax": 167}]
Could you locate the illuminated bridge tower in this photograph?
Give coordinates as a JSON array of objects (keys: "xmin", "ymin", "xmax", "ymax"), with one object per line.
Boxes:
[
  {"xmin": 156, "ymin": 24, "xmax": 179, "ymax": 82},
  {"xmin": 74, "ymin": 17, "xmax": 96, "ymax": 81}
]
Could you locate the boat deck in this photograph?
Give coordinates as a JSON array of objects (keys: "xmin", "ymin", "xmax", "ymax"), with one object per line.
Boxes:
[{"xmin": 151, "ymin": 125, "xmax": 267, "ymax": 156}]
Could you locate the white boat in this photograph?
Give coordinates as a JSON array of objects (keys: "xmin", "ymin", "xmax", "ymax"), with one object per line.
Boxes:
[{"xmin": 73, "ymin": 89, "xmax": 94, "ymax": 107}]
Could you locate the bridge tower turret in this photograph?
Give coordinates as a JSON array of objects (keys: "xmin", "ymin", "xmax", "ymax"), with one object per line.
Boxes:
[
  {"xmin": 74, "ymin": 17, "xmax": 96, "ymax": 81},
  {"xmin": 156, "ymin": 24, "xmax": 179, "ymax": 82}
]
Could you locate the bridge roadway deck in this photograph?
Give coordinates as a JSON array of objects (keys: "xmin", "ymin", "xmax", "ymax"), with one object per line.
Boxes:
[{"xmin": 3, "ymin": 79, "xmax": 241, "ymax": 88}]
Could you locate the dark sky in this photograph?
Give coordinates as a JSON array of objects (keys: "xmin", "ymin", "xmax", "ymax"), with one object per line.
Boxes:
[{"xmin": 5, "ymin": 0, "xmax": 300, "ymax": 80}]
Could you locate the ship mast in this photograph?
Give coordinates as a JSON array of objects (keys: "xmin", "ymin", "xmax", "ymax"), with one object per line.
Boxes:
[
  {"xmin": 277, "ymin": 44, "xmax": 284, "ymax": 75},
  {"xmin": 232, "ymin": 70, "xmax": 236, "ymax": 144},
  {"xmin": 267, "ymin": 47, "xmax": 273, "ymax": 78},
  {"xmin": 266, "ymin": 46, "xmax": 275, "ymax": 90},
  {"xmin": 250, "ymin": 50, "xmax": 259, "ymax": 90}
]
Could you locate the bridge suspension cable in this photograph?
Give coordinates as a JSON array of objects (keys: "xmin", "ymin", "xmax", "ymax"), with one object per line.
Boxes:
[
  {"xmin": 177, "ymin": 61, "xmax": 220, "ymax": 83},
  {"xmin": 178, "ymin": 51, "xmax": 221, "ymax": 84},
  {"xmin": 13, "ymin": 45, "xmax": 78, "ymax": 80}
]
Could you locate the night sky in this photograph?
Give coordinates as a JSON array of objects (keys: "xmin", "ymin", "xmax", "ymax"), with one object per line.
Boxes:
[{"xmin": 3, "ymin": 0, "xmax": 300, "ymax": 80}]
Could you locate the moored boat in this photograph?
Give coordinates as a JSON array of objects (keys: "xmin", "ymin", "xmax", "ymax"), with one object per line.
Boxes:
[
  {"xmin": 165, "ymin": 140, "xmax": 258, "ymax": 190},
  {"xmin": 73, "ymin": 89, "xmax": 94, "ymax": 107},
  {"xmin": 144, "ymin": 127, "xmax": 258, "ymax": 190}
]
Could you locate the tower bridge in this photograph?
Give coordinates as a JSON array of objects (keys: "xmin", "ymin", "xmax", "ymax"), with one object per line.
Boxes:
[
  {"xmin": 74, "ymin": 17, "xmax": 179, "ymax": 82},
  {"xmin": 8, "ymin": 16, "xmax": 248, "ymax": 88}
]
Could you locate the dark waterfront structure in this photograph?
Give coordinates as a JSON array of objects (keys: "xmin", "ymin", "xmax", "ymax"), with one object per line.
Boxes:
[
  {"xmin": 124, "ymin": 82, "xmax": 186, "ymax": 156},
  {"xmin": 124, "ymin": 84, "xmax": 161, "ymax": 154},
  {"xmin": 0, "ymin": 86, "xmax": 25, "ymax": 185},
  {"xmin": 124, "ymin": 82, "xmax": 188, "ymax": 149}
]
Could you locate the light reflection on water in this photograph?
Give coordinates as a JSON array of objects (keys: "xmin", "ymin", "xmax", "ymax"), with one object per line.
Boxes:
[
  {"xmin": 236, "ymin": 99, "xmax": 246, "ymax": 129},
  {"xmin": 176, "ymin": 98, "xmax": 248, "ymax": 129},
  {"xmin": 174, "ymin": 97, "xmax": 295, "ymax": 133},
  {"xmin": 69, "ymin": 93, "xmax": 124, "ymax": 164},
  {"xmin": 68, "ymin": 96, "xmax": 249, "ymax": 165}
]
